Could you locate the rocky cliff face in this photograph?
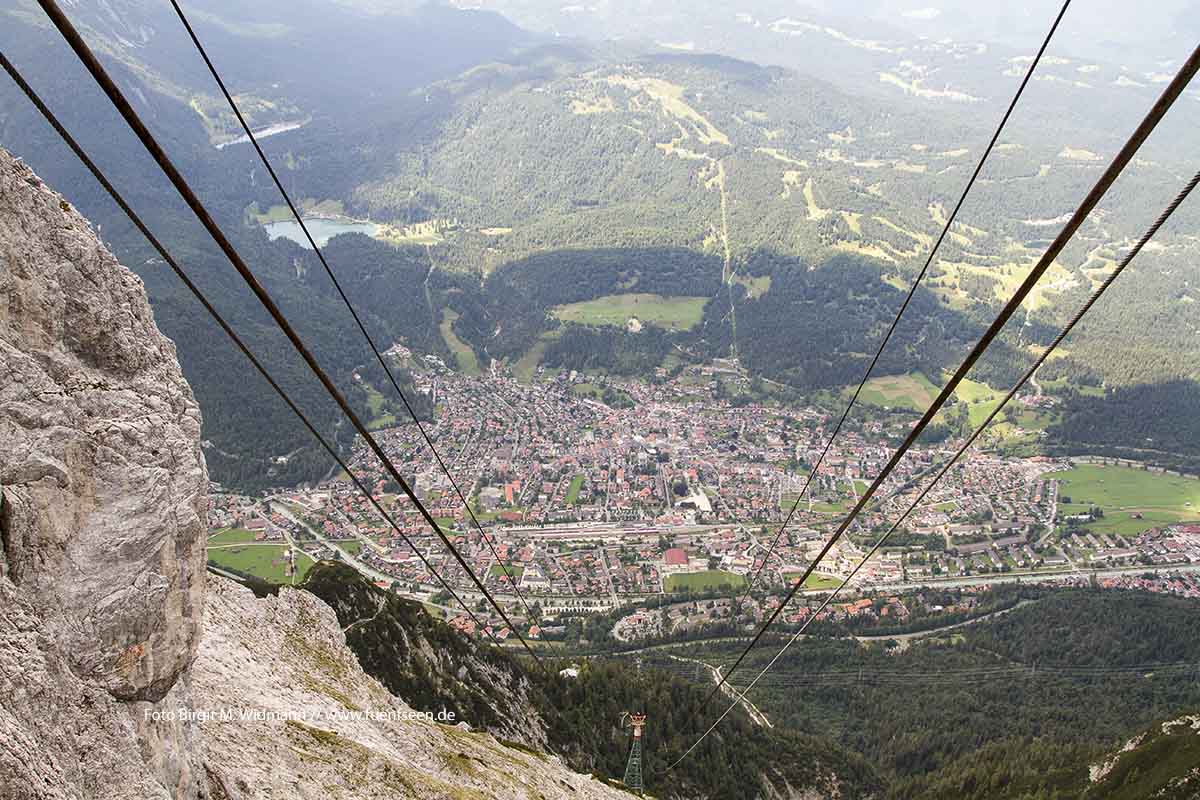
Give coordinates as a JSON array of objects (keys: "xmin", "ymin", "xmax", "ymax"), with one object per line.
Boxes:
[
  {"xmin": 0, "ymin": 148, "xmax": 209, "ymax": 795},
  {"xmin": 194, "ymin": 576, "xmax": 635, "ymax": 799}
]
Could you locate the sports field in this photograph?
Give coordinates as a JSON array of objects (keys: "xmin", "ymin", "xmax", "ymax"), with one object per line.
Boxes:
[
  {"xmin": 551, "ymin": 293, "xmax": 706, "ymax": 331},
  {"xmin": 664, "ymin": 570, "xmax": 747, "ymax": 592}
]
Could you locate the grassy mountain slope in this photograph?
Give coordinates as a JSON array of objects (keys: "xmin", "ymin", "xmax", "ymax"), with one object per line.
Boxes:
[{"xmin": 1082, "ymin": 712, "xmax": 1200, "ymax": 800}]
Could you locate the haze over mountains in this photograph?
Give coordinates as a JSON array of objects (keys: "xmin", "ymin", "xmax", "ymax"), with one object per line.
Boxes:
[{"xmin": 1, "ymin": 0, "xmax": 1198, "ymax": 491}]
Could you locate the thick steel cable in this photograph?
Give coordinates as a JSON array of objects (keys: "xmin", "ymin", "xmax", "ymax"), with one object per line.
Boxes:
[
  {"xmin": 166, "ymin": 0, "xmax": 537, "ymax": 622},
  {"xmin": 0, "ymin": 49, "xmax": 507, "ymax": 649},
  {"xmin": 685, "ymin": 41, "xmax": 1200, "ymax": 732},
  {"xmin": 669, "ymin": 165, "xmax": 1200, "ymax": 768},
  {"xmin": 35, "ymin": 0, "xmax": 543, "ymax": 667},
  {"xmin": 740, "ymin": 0, "xmax": 1073, "ymax": 603}
]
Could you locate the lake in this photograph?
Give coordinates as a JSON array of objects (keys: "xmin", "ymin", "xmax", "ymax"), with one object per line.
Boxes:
[
  {"xmin": 215, "ymin": 120, "xmax": 306, "ymax": 150},
  {"xmin": 262, "ymin": 217, "xmax": 380, "ymax": 249}
]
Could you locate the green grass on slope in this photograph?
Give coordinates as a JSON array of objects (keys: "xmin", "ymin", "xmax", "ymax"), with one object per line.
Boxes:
[
  {"xmin": 551, "ymin": 293, "xmax": 706, "ymax": 331},
  {"xmin": 1084, "ymin": 717, "xmax": 1200, "ymax": 800},
  {"xmin": 440, "ymin": 309, "xmax": 480, "ymax": 375}
]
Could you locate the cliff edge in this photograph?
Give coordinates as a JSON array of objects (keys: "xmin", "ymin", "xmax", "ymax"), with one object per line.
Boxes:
[{"xmin": 0, "ymin": 148, "xmax": 209, "ymax": 796}]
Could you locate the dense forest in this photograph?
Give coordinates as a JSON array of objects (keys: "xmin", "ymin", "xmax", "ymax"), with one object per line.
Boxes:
[
  {"xmin": 657, "ymin": 587, "xmax": 1200, "ymax": 799},
  {"xmin": 287, "ymin": 564, "xmax": 1200, "ymax": 798},
  {"xmin": 1047, "ymin": 380, "xmax": 1200, "ymax": 471}
]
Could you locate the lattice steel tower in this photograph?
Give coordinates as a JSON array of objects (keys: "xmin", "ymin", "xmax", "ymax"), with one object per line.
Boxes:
[{"xmin": 621, "ymin": 712, "xmax": 647, "ymax": 796}]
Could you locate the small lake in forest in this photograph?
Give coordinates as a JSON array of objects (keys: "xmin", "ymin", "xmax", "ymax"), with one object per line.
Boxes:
[{"xmin": 261, "ymin": 217, "xmax": 380, "ymax": 248}]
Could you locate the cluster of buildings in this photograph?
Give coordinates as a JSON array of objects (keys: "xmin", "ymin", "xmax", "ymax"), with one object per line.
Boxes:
[{"xmin": 206, "ymin": 364, "xmax": 1200, "ymax": 639}]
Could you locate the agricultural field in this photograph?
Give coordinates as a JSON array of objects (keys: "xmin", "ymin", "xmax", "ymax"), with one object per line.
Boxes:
[
  {"xmin": 207, "ymin": 543, "xmax": 314, "ymax": 583},
  {"xmin": 1049, "ymin": 464, "xmax": 1200, "ymax": 535},
  {"xmin": 664, "ymin": 570, "xmax": 747, "ymax": 592},
  {"xmin": 853, "ymin": 372, "xmax": 940, "ymax": 411},
  {"xmin": 440, "ymin": 309, "xmax": 481, "ymax": 375},
  {"xmin": 1080, "ymin": 510, "xmax": 1189, "ymax": 538},
  {"xmin": 550, "ymin": 293, "xmax": 706, "ymax": 331},
  {"xmin": 853, "ymin": 371, "xmax": 1029, "ymax": 435},
  {"xmin": 951, "ymin": 374, "xmax": 1007, "ymax": 427},
  {"xmin": 363, "ymin": 383, "xmax": 397, "ymax": 429}
]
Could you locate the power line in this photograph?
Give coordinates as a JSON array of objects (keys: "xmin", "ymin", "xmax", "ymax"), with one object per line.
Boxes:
[
  {"xmin": 165, "ymin": 0, "xmax": 538, "ymax": 623},
  {"xmin": 33, "ymin": 0, "xmax": 544, "ymax": 667},
  {"xmin": 668, "ymin": 153, "xmax": 1200, "ymax": 768},
  {"xmin": 740, "ymin": 0, "xmax": 1073, "ymax": 604},
  {"xmin": 0, "ymin": 48, "xmax": 505, "ymax": 649},
  {"xmin": 677, "ymin": 42, "xmax": 1200, "ymax": 759},
  {"xmin": 654, "ymin": 661, "xmax": 1200, "ymax": 686}
]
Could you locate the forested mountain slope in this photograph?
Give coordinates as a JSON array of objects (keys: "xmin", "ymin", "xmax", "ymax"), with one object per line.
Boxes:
[
  {"xmin": 0, "ymin": 0, "xmax": 527, "ymax": 488},
  {"xmin": 299, "ymin": 561, "xmax": 884, "ymax": 800},
  {"xmin": 653, "ymin": 587, "xmax": 1200, "ymax": 799}
]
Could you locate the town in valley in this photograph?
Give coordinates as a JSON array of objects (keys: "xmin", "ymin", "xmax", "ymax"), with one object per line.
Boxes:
[{"xmin": 206, "ymin": 359, "xmax": 1200, "ymax": 643}]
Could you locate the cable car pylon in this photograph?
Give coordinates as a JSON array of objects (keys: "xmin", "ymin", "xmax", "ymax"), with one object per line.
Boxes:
[{"xmin": 620, "ymin": 711, "xmax": 647, "ymax": 796}]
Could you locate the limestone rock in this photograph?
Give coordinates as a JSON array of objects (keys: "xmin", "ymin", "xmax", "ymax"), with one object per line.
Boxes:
[
  {"xmin": 0, "ymin": 147, "xmax": 209, "ymax": 797},
  {"xmin": 193, "ymin": 577, "xmax": 637, "ymax": 800}
]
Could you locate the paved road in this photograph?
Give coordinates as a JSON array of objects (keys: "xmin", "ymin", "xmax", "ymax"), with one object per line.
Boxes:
[
  {"xmin": 664, "ymin": 654, "xmax": 773, "ymax": 728},
  {"xmin": 271, "ymin": 502, "xmax": 426, "ymax": 595}
]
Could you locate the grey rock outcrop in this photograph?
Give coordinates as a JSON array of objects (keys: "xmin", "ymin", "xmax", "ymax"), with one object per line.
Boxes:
[
  {"xmin": 0, "ymin": 148, "xmax": 209, "ymax": 797},
  {"xmin": 193, "ymin": 576, "xmax": 637, "ymax": 800}
]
